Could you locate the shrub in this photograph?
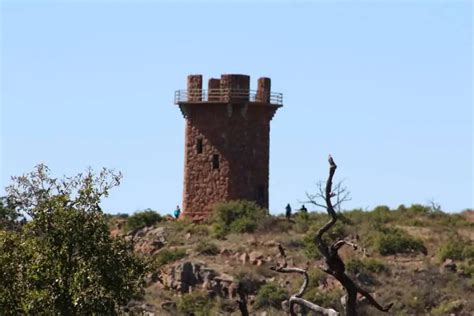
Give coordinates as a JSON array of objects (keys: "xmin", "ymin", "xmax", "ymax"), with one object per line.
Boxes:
[
  {"xmin": 438, "ymin": 239, "xmax": 474, "ymax": 261},
  {"xmin": 234, "ymin": 268, "xmax": 266, "ymax": 295},
  {"xmin": 211, "ymin": 223, "xmax": 227, "ymax": 239},
  {"xmin": 185, "ymin": 223, "xmax": 211, "ymax": 236},
  {"xmin": 434, "ymin": 213, "xmax": 471, "ymax": 227},
  {"xmin": 464, "ymin": 245, "xmax": 474, "ymax": 260},
  {"xmin": 303, "ymin": 232, "xmax": 321, "ymax": 259},
  {"xmin": 257, "ymin": 216, "xmax": 292, "ymax": 233},
  {"xmin": 307, "ymin": 268, "xmax": 327, "ymax": 287},
  {"xmin": 431, "ymin": 300, "xmax": 464, "ymax": 315},
  {"xmin": 293, "ymin": 212, "xmax": 311, "ymax": 232},
  {"xmin": 254, "ymin": 283, "xmax": 288, "ymax": 310},
  {"xmin": 458, "ymin": 262, "xmax": 474, "ymax": 277},
  {"xmin": 212, "ymin": 200, "xmax": 267, "ymax": 235},
  {"xmin": 232, "ymin": 217, "xmax": 257, "ymax": 233},
  {"xmin": 407, "ymin": 204, "xmax": 431, "ymax": 215},
  {"xmin": 346, "ymin": 258, "xmax": 388, "ymax": 274},
  {"xmin": 153, "ymin": 248, "xmax": 187, "ymax": 268},
  {"xmin": 168, "ymin": 217, "xmax": 193, "ymax": 231},
  {"xmin": 342, "ymin": 208, "xmax": 366, "ymax": 225},
  {"xmin": 195, "ymin": 240, "xmax": 220, "ymax": 255},
  {"xmin": 293, "ymin": 211, "xmax": 334, "ymax": 233},
  {"xmin": 217, "ymin": 298, "xmax": 237, "ymax": 313},
  {"xmin": 177, "ymin": 291, "xmax": 214, "ymax": 316},
  {"xmin": 374, "ymin": 227, "xmax": 426, "ymax": 256},
  {"xmin": 304, "ymin": 287, "xmax": 343, "ymax": 310},
  {"xmin": 406, "ymin": 219, "xmax": 425, "ymax": 226},
  {"xmin": 126, "ymin": 209, "xmax": 162, "ymax": 232},
  {"xmin": 363, "ymin": 258, "xmax": 388, "ymax": 273},
  {"xmin": 397, "ymin": 204, "xmax": 407, "ymax": 212},
  {"xmin": 370, "ymin": 205, "xmax": 393, "ymax": 224},
  {"xmin": 439, "ymin": 241, "xmax": 464, "ymax": 261}
]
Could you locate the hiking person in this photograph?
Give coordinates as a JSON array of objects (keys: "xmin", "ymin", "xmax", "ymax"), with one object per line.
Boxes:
[
  {"xmin": 173, "ymin": 205, "xmax": 181, "ymax": 219},
  {"xmin": 285, "ymin": 203, "xmax": 292, "ymax": 220},
  {"xmin": 300, "ymin": 204, "xmax": 308, "ymax": 214}
]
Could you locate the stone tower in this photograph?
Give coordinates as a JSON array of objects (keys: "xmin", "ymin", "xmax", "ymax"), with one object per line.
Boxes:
[{"xmin": 174, "ymin": 74, "xmax": 283, "ymax": 219}]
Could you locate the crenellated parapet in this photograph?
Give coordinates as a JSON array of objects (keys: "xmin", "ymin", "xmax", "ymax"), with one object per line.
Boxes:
[{"xmin": 175, "ymin": 74, "xmax": 283, "ymax": 111}]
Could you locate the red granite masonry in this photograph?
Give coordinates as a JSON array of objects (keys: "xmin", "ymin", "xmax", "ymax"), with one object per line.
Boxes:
[{"xmin": 176, "ymin": 74, "xmax": 282, "ymax": 219}]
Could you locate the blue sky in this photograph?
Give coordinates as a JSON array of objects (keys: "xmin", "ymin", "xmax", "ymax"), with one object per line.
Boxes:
[{"xmin": 1, "ymin": 1, "xmax": 472, "ymax": 214}]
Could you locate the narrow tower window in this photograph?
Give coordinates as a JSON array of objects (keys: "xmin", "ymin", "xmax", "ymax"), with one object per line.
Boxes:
[
  {"xmin": 212, "ymin": 154, "xmax": 220, "ymax": 169},
  {"xmin": 196, "ymin": 138, "xmax": 203, "ymax": 154}
]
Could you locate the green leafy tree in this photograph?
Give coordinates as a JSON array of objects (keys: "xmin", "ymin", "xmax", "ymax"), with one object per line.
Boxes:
[
  {"xmin": 0, "ymin": 230, "xmax": 25, "ymax": 312},
  {"xmin": 0, "ymin": 196, "xmax": 23, "ymax": 230},
  {"xmin": 0, "ymin": 164, "xmax": 147, "ymax": 315}
]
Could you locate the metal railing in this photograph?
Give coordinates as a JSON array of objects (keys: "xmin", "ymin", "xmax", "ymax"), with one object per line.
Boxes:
[{"xmin": 174, "ymin": 89, "xmax": 283, "ymax": 106}]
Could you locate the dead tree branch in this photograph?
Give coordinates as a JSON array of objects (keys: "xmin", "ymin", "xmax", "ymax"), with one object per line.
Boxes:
[
  {"xmin": 236, "ymin": 283, "xmax": 249, "ymax": 316},
  {"xmin": 271, "ymin": 251, "xmax": 339, "ymax": 316},
  {"xmin": 314, "ymin": 156, "xmax": 393, "ymax": 316},
  {"xmin": 290, "ymin": 297, "xmax": 339, "ymax": 316},
  {"xmin": 274, "ymin": 156, "xmax": 393, "ymax": 316},
  {"xmin": 306, "ymin": 178, "xmax": 351, "ymax": 212}
]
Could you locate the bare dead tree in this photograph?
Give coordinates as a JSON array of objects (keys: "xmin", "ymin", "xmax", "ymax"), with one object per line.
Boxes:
[
  {"xmin": 428, "ymin": 199, "xmax": 442, "ymax": 213},
  {"xmin": 271, "ymin": 248, "xmax": 339, "ymax": 316},
  {"xmin": 273, "ymin": 156, "xmax": 393, "ymax": 316},
  {"xmin": 306, "ymin": 179, "xmax": 351, "ymax": 212},
  {"xmin": 236, "ymin": 283, "xmax": 249, "ymax": 316}
]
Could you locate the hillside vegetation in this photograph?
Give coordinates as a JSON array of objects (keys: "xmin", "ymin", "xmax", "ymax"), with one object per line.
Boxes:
[
  {"xmin": 110, "ymin": 203, "xmax": 474, "ymax": 315},
  {"xmin": 1, "ymin": 165, "xmax": 472, "ymax": 315}
]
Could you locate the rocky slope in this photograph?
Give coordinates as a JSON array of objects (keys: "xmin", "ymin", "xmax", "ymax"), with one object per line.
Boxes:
[{"xmin": 111, "ymin": 208, "xmax": 474, "ymax": 316}]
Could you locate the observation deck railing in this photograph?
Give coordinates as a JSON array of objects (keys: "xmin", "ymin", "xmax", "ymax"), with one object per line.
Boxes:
[{"xmin": 174, "ymin": 89, "xmax": 283, "ymax": 106}]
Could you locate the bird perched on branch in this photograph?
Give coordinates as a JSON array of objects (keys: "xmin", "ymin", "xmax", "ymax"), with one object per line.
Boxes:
[{"xmin": 328, "ymin": 154, "xmax": 336, "ymax": 167}]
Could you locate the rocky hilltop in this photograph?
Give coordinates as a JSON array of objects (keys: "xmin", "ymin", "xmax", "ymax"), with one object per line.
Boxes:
[{"xmin": 110, "ymin": 206, "xmax": 474, "ymax": 316}]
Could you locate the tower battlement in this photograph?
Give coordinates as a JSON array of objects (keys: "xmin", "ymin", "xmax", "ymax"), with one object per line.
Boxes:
[
  {"xmin": 174, "ymin": 74, "xmax": 283, "ymax": 106},
  {"xmin": 174, "ymin": 74, "xmax": 282, "ymax": 220}
]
